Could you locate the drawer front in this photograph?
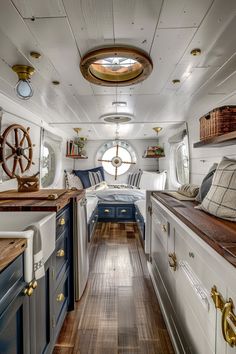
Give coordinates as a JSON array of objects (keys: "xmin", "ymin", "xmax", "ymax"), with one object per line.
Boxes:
[
  {"xmin": 116, "ymin": 206, "xmax": 133, "ymax": 219},
  {"xmin": 54, "ymin": 274, "xmax": 69, "ymax": 329},
  {"xmin": 0, "ymin": 255, "xmax": 23, "ymax": 309},
  {"xmin": 98, "ymin": 206, "xmax": 115, "ymax": 219},
  {"xmin": 152, "ymin": 203, "xmax": 169, "ymax": 251},
  {"xmin": 55, "ymin": 229, "xmax": 69, "ymax": 281},
  {"xmin": 56, "ymin": 207, "xmax": 70, "ymax": 239}
]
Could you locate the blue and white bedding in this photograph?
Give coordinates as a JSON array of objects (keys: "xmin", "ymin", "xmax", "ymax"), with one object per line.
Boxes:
[{"xmin": 95, "ymin": 188, "xmax": 145, "ymax": 202}]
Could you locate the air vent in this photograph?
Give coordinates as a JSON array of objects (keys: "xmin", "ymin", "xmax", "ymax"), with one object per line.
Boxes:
[{"xmin": 100, "ymin": 114, "xmax": 133, "ymax": 124}]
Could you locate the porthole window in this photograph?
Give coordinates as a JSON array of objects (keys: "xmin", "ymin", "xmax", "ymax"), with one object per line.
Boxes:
[
  {"xmin": 175, "ymin": 141, "xmax": 189, "ymax": 185},
  {"xmin": 41, "ymin": 142, "xmax": 56, "ymax": 188},
  {"xmin": 97, "ymin": 140, "xmax": 136, "ymax": 178}
]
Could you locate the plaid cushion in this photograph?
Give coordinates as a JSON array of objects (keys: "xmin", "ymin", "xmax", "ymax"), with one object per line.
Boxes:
[{"xmin": 197, "ymin": 157, "xmax": 236, "ymax": 221}]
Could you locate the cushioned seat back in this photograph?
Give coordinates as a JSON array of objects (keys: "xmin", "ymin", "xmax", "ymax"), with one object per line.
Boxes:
[{"xmin": 139, "ymin": 171, "xmax": 166, "ymax": 190}]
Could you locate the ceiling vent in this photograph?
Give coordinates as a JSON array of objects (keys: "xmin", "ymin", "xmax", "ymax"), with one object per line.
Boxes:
[{"xmin": 100, "ymin": 114, "xmax": 134, "ymax": 124}]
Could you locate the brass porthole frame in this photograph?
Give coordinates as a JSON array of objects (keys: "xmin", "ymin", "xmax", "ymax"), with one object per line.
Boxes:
[{"xmin": 80, "ymin": 46, "xmax": 153, "ymax": 86}]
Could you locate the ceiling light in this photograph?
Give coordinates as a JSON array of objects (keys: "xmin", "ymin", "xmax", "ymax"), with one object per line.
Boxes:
[
  {"xmin": 112, "ymin": 101, "xmax": 127, "ymax": 107},
  {"xmin": 190, "ymin": 48, "xmax": 201, "ymax": 56},
  {"xmin": 172, "ymin": 79, "xmax": 180, "ymax": 84},
  {"xmin": 12, "ymin": 65, "xmax": 35, "ymax": 100},
  {"xmin": 73, "ymin": 128, "xmax": 82, "ymax": 134},
  {"xmin": 153, "ymin": 127, "xmax": 162, "ymax": 133},
  {"xmin": 80, "ymin": 46, "xmax": 153, "ymax": 86},
  {"xmin": 30, "ymin": 51, "xmax": 41, "ymax": 59},
  {"xmin": 100, "ymin": 113, "xmax": 134, "ymax": 124}
]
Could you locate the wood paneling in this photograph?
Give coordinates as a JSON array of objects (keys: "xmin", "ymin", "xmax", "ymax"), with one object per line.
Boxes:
[{"xmin": 53, "ymin": 222, "xmax": 174, "ymax": 354}]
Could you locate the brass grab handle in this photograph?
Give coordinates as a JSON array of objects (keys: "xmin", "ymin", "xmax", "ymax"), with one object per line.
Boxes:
[
  {"xmin": 104, "ymin": 209, "xmax": 110, "ymax": 213},
  {"xmin": 29, "ymin": 280, "xmax": 38, "ymax": 289},
  {"xmin": 56, "ymin": 293, "xmax": 65, "ymax": 302},
  {"xmin": 222, "ymin": 299, "xmax": 236, "ymax": 347},
  {"xmin": 24, "ymin": 286, "xmax": 33, "ymax": 296},
  {"xmin": 57, "ymin": 249, "xmax": 65, "ymax": 257},
  {"xmin": 161, "ymin": 224, "xmax": 167, "ymax": 232},
  {"xmin": 168, "ymin": 253, "xmax": 177, "ymax": 271},
  {"xmin": 59, "ymin": 218, "xmax": 65, "ymax": 226}
]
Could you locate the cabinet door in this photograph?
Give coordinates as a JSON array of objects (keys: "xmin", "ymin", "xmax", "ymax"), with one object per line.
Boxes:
[
  {"xmin": 30, "ymin": 258, "xmax": 53, "ymax": 354},
  {"xmin": 0, "ymin": 287, "xmax": 30, "ymax": 354}
]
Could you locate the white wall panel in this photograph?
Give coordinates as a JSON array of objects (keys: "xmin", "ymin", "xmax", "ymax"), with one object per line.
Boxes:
[{"xmin": 12, "ymin": 0, "xmax": 66, "ymax": 18}]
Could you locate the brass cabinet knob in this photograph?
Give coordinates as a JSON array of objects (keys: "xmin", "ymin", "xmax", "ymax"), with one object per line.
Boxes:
[
  {"xmin": 104, "ymin": 209, "xmax": 110, "ymax": 213},
  {"xmin": 24, "ymin": 286, "xmax": 34, "ymax": 296},
  {"xmin": 161, "ymin": 224, "xmax": 167, "ymax": 232},
  {"xmin": 56, "ymin": 293, "xmax": 65, "ymax": 302},
  {"xmin": 121, "ymin": 209, "xmax": 127, "ymax": 213},
  {"xmin": 56, "ymin": 249, "xmax": 65, "ymax": 257},
  {"xmin": 59, "ymin": 217, "xmax": 65, "ymax": 226},
  {"xmin": 222, "ymin": 299, "xmax": 236, "ymax": 347},
  {"xmin": 31, "ymin": 280, "xmax": 38, "ymax": 289},
  {"xmin": 168, "ymin": 253, "xmax": 177, "ymax": 271}
]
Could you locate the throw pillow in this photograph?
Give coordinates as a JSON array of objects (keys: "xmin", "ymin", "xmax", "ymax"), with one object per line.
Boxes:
[
  {"xmin": 196, "ymin": 157, "xmax": 236, "ymax": 221},
  {"xmin": 73, "ymin": 167, "xmax": 105, "ymax": 188},
  {"xmin": 65, "ymin": 171, "xmax": 83, "ymax": 189},
  {"xmin": 89, "ymin": 170, "xmax": 103, "ymax": 186},
  {"xmin": 195, "ymin": 163, "xmax": 218, "ymax": 202}
]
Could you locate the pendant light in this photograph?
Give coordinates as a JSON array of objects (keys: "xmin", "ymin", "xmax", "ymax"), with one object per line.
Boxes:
[{"xmin": 12, "ymin": 65, "xmax": 35, "ymax": 100}]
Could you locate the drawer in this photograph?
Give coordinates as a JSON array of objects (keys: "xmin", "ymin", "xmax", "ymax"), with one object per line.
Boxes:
[
  {"xmin": 56, "ymin": 207, "xmax": 70, "ymax": 239},
  {"xmin": 152, "ymin": 203, "xmax": 169, "ymax": 251},
  {"xmin": 98, "ymin": 206, "xmax": 115, "ymax": 219},
  {"xmin": 116, "ymin": 206, "xmax": 133, "ymax": 219},
  {"xmin": 53, "ymin": 273, "xmax": 69, "ymax": 330},
  {"xmin": 0, "ymin": 255, "xmax": 24, "ymax": 310},
  {"xmin": 55, "ymin": 229, "xmax": 69, "ymax": 281}
]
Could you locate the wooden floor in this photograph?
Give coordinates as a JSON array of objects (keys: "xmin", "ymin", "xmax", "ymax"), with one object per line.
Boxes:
[{"xmin": 53, "ymin": 222, "xmax": 174, "ymax": 354}]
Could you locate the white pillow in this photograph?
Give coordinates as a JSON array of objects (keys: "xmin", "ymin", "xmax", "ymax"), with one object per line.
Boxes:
[{"xmin": 66, "ymin": 171, "xmax": 83, "ymax": 189}]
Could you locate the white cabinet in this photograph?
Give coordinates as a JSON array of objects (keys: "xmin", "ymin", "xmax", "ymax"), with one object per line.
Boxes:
[{"xmin": 149, "ymin": 196, "xmax": 236, "ymax": 354}]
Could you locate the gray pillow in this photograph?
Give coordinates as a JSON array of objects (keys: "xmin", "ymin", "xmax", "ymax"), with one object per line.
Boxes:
[
  {"xmin": 195, "ymin": 163, "xmax": 218, "ymax": 202},
  {"xmin": 196, "ymin": 157, "xmax": 236, "ymax": 221}
]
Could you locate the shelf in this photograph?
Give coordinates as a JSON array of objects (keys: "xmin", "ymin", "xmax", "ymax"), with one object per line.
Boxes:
[
  {"xmin": 142, "ymin": 155, "xmax": 165, "ymax": 158},
  {"xmin": 66, "ymin": 155, "xmax": 88, "ymax": 159},
  {"xmin": 193, "ymin": 131, "xmax": 236, "ymax": 148}
]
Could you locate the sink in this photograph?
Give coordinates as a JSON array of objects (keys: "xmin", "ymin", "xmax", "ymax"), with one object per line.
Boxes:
[{"xmin": 0, "ymin": 212, "xmax": 56, "ymax": 282}]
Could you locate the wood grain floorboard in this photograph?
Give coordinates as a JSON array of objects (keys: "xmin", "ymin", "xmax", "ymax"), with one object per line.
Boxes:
[{"xmin": 53, "ymin": 222, "xmax": 174, "ymax": 354}]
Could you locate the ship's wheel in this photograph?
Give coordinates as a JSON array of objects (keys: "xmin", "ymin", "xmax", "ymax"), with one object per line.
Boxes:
[
  {"xmin": 98, "ymin": 143, "xmax": 136, "ymax": 180},
  {"xmin": 0, "ymin": 124, "xmax": 35, "ymax": 178}
]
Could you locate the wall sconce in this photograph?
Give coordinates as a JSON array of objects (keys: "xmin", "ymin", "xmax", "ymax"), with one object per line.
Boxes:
[{"xmin": 12, "ymin": 65, "xmax": 35, "ymax": 100}]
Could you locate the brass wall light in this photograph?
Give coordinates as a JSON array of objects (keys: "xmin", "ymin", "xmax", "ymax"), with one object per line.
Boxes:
[
  {"xmin": 12, "ymin": 65, "xmax": 35, "ymax": 100},
  {"xmin": 80, "ymin": 46, "xmax": 153, "ymax": 86}
]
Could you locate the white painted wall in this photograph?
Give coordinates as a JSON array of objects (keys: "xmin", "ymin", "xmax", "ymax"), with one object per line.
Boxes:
[{"xmin": 73, "ymin": 139, "xmax": 159, "ymax": 184}]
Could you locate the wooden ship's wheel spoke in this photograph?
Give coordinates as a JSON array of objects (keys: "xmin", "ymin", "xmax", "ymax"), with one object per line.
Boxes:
[{"xmin": 0, "ymin": 124, "xmax": 33, "ymax": 178}]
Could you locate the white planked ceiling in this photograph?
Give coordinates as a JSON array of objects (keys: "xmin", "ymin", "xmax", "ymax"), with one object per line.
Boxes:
[{"xmin": 0, "ymin": 0, "xmax": 233, "ymax": 139}]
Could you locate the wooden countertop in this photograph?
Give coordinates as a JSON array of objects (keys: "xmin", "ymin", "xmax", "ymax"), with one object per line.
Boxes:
[
  {"xmin": 152, "ymin": 192, "xmax": 236, "ymax": 268},
  {"xmin": 0, "ymin": 189, "xmax": 85, "ymax": 212},
  {"xmin": 0, "ymin": 238, "xmax": 27, "ymax": 272}
]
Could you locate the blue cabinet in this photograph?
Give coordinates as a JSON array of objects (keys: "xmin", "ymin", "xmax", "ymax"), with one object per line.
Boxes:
[
  {"xmin": 98, "ymin": 203, "xmax": 135, "ymax": 222},
  {"xmin": 0, "ymin": 255, "xmax": 30, "ymax": 354}
]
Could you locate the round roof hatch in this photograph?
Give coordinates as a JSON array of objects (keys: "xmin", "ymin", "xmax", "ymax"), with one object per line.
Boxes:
[
  {"xmin": 100, "ymin": 114, "xmax": 134, "ymax": 123},
  {"xmin": 80, "ymin": 46, "xmax": 153, "ymax": 86}
]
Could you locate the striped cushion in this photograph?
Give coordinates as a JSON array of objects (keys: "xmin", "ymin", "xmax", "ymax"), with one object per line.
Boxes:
[
  {"xmin": 128, "ymin": 170, "xmax": 142, "ymax": 188},
  {"xmin": 89, "ymin": 170, "xmax": 103, "ymax": 186},
  {"xmin": 197, "ymin": 157, "xmax": 236, "ymax": 221}
]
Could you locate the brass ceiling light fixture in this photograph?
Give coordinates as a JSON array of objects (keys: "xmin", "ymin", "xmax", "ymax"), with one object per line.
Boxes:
[
  {"xmin": 80, "ymin": 46, "xmax": 153, "ymax": 86},
  {"xmin": 153, "ymin": 127, "xmax": 162, "ymax": 134},
  {"xmin": 12, "ymin": 65, "xmax": 35, "ymax": 100},
  {"xmin": 190, "ymin": 48, "xmax": 201, "ymax": 56}
]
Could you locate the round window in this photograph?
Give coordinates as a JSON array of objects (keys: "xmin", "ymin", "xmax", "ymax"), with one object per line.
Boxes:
[{"xmin": 41, "ymin": 142, "xmax": 56, "ymax": 188}]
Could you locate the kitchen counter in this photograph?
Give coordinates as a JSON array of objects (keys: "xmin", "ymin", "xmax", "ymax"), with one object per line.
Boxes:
[
  {"xmin": 0, "ymin": 238, "xmax": 26, "ymax": 272},
  {"xmin": 0, "ymin": 189, "xmax": 85, "ymax": 212},
  {"xmin": 152, "ymin": 192, "xmax": 236, "ymax": 268}
]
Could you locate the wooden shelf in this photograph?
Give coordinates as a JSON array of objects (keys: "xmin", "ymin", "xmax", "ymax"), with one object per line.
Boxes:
[
  {"xmin": 66, "ymin": 155, "xmax": 88, "ymax": 159},
  {"xmin": 193, "ymin": 131, "xmax": 236, "ymax": 148},
  {"xmin": 142, "ymin": 155, "xmax": 165, "ymax": 158}
]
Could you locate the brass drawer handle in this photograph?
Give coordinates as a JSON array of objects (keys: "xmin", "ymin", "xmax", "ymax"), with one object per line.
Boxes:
[
  {"xmin": 59, "ymin": 217, "xmax": 65, "ymax": 226},
  {"xmin": 161, "ymin": 224, "xmax": 167, "ymax": 232},
  {"xmin": 222, "ymin": 299, "xmax": 236, "ymax": 347},
  {"xmin": 29, "ymin": 280, "xmax": 38, "ymax": 289},
  {"xmin": 24, "ymin": 286, "xmax": 34, "ymax": 296},
  {"xmin": 56, "ymin": 293, "xmax": 65, "ymax": 302},
  {"xmin": 168, "ymin": 253, "xmax": 177, "ymax": 271},
  {"xmin": 121, "ymin": 209, "xmax": 127, "ymax": 213},
  {"xmin": 57, "ymin": 249, "xmax": 65, "ymax": 257},
  {"xmin": 104, "ymin": 209, "xmax": 110, "ymax": 213}
]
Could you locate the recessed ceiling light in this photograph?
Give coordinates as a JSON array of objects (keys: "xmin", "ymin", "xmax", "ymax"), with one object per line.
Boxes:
[
  {"xmin": 190, "ymin": 48, "xmax": 201, "ymax": 56},
  {"xmin": 100, "ymin": 113, "xmax": 134, "ymax": 124},
  {"xmin": 30, "ymin": 51, "xmax": 41, "ymax": 59},
  {"xmin": 112, "ymin": 101, "xmax": 127, "ymax": 107},
  {"xmin": 172, "ymin": 79, "xmax": 180, "ymax": 84},
  {"xmin": 80, "ymin": 46, "xmax": 153, "ymax": 87}
]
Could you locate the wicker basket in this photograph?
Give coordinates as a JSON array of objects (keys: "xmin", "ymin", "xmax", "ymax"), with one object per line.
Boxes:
[{"xmin": 200, "ymin": 106, "xmax": 236, "ymax": 140}]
